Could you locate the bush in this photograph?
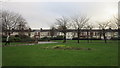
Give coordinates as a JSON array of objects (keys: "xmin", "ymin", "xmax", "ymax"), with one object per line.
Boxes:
[
  {"xmin": 2, "ymin": 38, "xmax": 6, "ymax": 42},
  {"xmin": 39, "ymin": 36, "xmax": 64, "ymax": 41},
  {"xmin": 2, "ymin": 35, "xmax": 34, "ymax": 42},
  {"xmin": 15, "ymin": 35, "xmax": 19, "ymax": 37},
  {"xmin": 2, "ymin": 35, "xmax": 7, "ymax": 42},
  {"xmin": 110, "ymin": 37, "xmax": 120, "ymax": 40},
  {"xmin": 9, "ymin": 36, "xmax": 21, "ymax": 42},
  {"xmin": 19, "ymin": 35, "xmax": 34, "ymax": 42},
  {"xmin": 72, "ymin": 37, "xmax": 87, "ymax": 40},
  {"xmin": 39, "ymin": 37, "xmax": 50, "ymax": 41},
  {"xmin": 51, "ymin": 36, "xmax": 63, "ymax": 40},
  {"xmin": 72, "ymin": 37, "xmax": 101, "ymax": 40}
]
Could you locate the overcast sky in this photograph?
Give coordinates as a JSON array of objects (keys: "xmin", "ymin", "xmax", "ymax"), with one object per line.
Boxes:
[{"xmin": 2, "ymin": 1, "xmax": 118, "ymax": 29}]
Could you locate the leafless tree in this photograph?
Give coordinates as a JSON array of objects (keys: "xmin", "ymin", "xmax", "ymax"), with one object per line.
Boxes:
[
  {"xmin": 1, "ymin": 10, "xmax": 29, "ymax": 35},
  {"xmin": 108, "ymin": 16, "xmax": 119, "ymax": 29},
  {"xmin": 114, "ymin": 16, "xmax": 120, "ymax": 38},
  {"xmin": 50, "ymin": 25, "xmax": 56, "ymax": 38},
  {"xmin": 16, "ymin": 15, "xmax": 29, "ymax": 35},
  {"xmin": 71, "ymin": 14, "xmax": 90, "ymax": 43},
  {"xmin": 114, "ymin": 17, "xmax": 119, "ymax": 29},
  {"xmin": 110, "ymin": 15, "xmax": 120, "ymax": 39},
  {"xmin": 2, "ymin": 10, "xmax": 17, "ymax": 35},
  {"xmin": 84, "ymin": 24, "xmax": 94, "ymax": 43},
  {"xmin": 98, "ymin": 21, "xmax": 110, "ymax": 43},
  {"xmin": 55, "ymin": 16, "xmax": 70, "ymax": 43}
]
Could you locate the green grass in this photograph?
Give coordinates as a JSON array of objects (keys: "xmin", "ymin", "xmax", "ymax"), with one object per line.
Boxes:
[
  {"xmin": 2, "ymin": 40, "xmax": 118, "ymax": 66},
  {"xmin": 0, "ymin": 47, "xmax": 1, "ymax": 66}
]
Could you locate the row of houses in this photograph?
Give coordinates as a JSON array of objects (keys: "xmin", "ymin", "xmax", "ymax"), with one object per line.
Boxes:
[{"xmin": 2, "ymin": 29, "xmax": 119, "ymax": 39}]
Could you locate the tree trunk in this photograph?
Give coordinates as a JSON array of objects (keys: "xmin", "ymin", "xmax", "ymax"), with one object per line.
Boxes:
[
  {"xmin": 103, "ymin": 33, "xmax": 107, "ymax": 43},
  {"xmin": 90, "ymin": 29, "xmax": 92, "ymax": 43},
  {"xmin": 118, "ymin": 28, "xmax": 120, "ymax": 39},
  {"xmin": 77, "ymin": 28, "xmax": 80, "ymax": 43},
  {"xmin": 103, "ymin": 29, "xmax": 107, "ymax": 43},
  {"xmin": 28, "ymin": 28, "xmax": 31, "ymax": 37},
  {"xmin": 99, "ymin": 31, "xmax": 102, "ymax": 39},
  {"xmin": 87, "ymin": 30, "xmax": 89, "ymax": 43},
  {"xmin": 63, "ymin": 32, "xmax": 66, "ymax": 43}
]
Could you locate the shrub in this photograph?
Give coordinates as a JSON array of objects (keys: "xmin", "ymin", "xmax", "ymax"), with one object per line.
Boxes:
[
  {"xmin": 72, "ymin": 37, "xmax": 101, "ymax": 40},
  {"xmin": 2, "ymin": 38, "xmax": 6, "ymax": 42},
  {"xmin": 39, "ymin": 36, "xmax": 64, "ymax": 41},
  {"xmin": 2, "ymin": 35, "xmax": 7, "ymax": 42},
  {"xmin": 51, "ymin": 36, "xmax": 63, "ymax": 40},
  {"xmin": 110, "ymin": 37, "xmax": 120, "ymax": 40},
  {"xmin": 39, "ymin": 37, "xmax": 50, "ymax": 41},
  {"xmin": 9, "ymin": 36, "xmax": 21, "ymax": 42},
  {"xmin": 19, "ymin": 35, "xmax": 34, "ymax": 42},
  {"xmin": 2, "ymin": 35, "xmax": 34, "ymax": 42},
  {"xmin": 15, "ymin": 35, "xmax": 19, "ymax": 37}
]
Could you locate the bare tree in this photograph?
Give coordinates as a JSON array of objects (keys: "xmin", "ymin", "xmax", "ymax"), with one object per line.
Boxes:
[
  {"xmin": 71, "ymin": 14, "xmax": 90, "ymax": 43},
  {"xmin": 16, "ymin": 15, "xmax": 29, "ymax": 35},
  {"xmin": 1, "ymin": 10, "xmax": 29, "ymax": 35},
  {"xmin": 114, "ymin": 16, "xmax": 120, "ymax": 39},
  {"xmin": 84, "ymin": 24, "xmax": 94, "ymax": 43},
  {"xmin": 55, "ymin": 16, "xmax": 70, "ymax": 43},
  {"xmin": 98, "ymin": 21, "xmax": 110, "ymax": 43},
  {"xmin": 109, "ymin": 15, "xmax": 120, "ymax": 39},
  {"xmin": 50, "ymin": 25, "xmax": 56, "ymax": 39},
  {"xmin": 1, "ymin": 10, "xmax": 17, "ymax": 35},
  {"xmin": 108, "ymin": 16, "xmax": 119, "ymax": 29}
]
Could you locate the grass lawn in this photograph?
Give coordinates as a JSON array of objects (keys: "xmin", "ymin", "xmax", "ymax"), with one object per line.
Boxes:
[{"xmin": 2, "ymin": 40, "xmax": 118, "ymax": 66}]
